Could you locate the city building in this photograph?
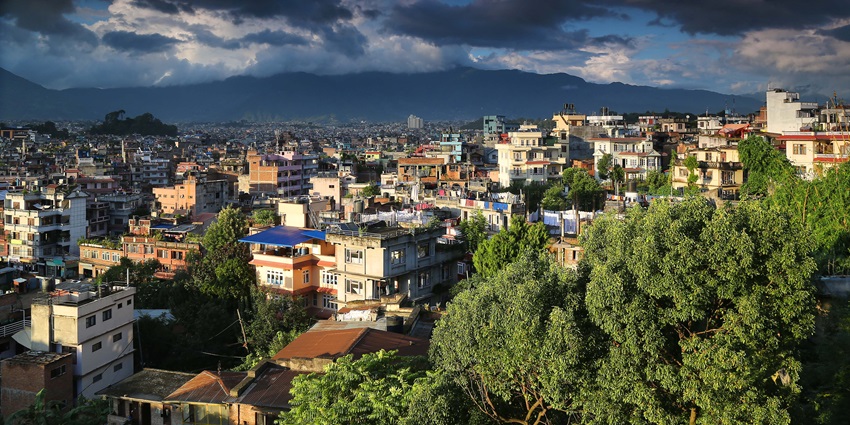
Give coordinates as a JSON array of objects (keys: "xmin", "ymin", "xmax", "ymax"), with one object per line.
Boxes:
[
  {"xmin": 407, "ymin": 114, "xmax": 423, "ymax": 130},
  {"xmin": 152, "ymin": 173, "xmax": 232, "ymax": 217},
  {"xmin": 97, "ymin": 368, "xmax": 194, "ymax": 425},
  {"xmin": 3, "ymin": 186, "xmax": 88, "ymax": 277},
  {"xmin": 780, "ymin": 134, "xmax": 850, "ymax": 178},
  {"xmin": 590, "ymin": 137, "xmax": 661, "ymax": 181},
  {"xmin": 241, "ymin": 150, "xmax": 319, "ymax": 197},
  {"xmin": 765, "ymin": 89, "xmax": 819, "ymax": 134},
  {"xmin": 96, "ymin": 192, "xmax": 144, "ymax": 235},
  {"xmin": 495, "ymin": 124, "xmax": 570, "ymax": 188},
  {"xmin": 30, "ymin": 283, "xmax": 136, "ymax": 399},
  {"xmin": 0, "ymin": 351, "xmax": 75, "ymax": 420},
  {"xmin": 671, "ymin": 146, "xmax": 745, "ymax": 199}
]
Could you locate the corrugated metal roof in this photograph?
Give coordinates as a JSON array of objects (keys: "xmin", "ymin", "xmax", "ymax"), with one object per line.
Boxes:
[
  {"xmin": 165, "ymin": 371, "xmax": 245, "ymax": 404},
  {"xmin": 237, "ymin": 368, "xmax": 308, "ymax": 409},
  {"xmin": 96, "ymin": 369, "xmax": 195, "ymax": 401},
  {"xmin": 272, "ymin": 328, "xmax": 428, "ymax": 361},
  {"xmin": 238, "ymin": 226, "xmax": 325, "ymax": 247}
]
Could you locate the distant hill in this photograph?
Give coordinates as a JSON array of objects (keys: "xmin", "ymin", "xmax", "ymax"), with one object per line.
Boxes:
[{"xmin": 0, "ymin": 67, "xmax": 763, "ymax": 123}]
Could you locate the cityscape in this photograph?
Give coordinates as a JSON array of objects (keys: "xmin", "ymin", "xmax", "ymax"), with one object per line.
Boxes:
[{"xmin": 0, "ymin": 1, "xmax": 850, "ymax": 425}]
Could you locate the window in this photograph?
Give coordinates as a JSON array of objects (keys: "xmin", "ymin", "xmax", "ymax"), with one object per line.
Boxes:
[
  {"xmin": 322, "ymin": 294, "xmax": 338, "ymax": 310},
  {"xmin": 457, "ymin": 262, "xmax": 468, "ymax": 277},
  {"xmin": 345, "ymin": 279, "xmax": 363, "ymax": 295},
  {"xmin": 158, "ymin": 250, "xmax": 168, "ymax": 259},
  {"xmin": 50, "ymin": 365, "xmax": 66, "ymax": 379},
  {"xmin": 113, "ymin": 332, "xmax": 122, "ymax": 342},
  {"xmin": 417, "ymin": 243, "xmax": 430, "ymax": 259},
  {"xmin": 418, "ymin": 271, "xmax": 431, "ymax": 288},
  {"xmin": 112, "ymin": 254, "xmax": 120, "ymax": 262},
  {"xmin": 303, "ymin": 270, "xmax": 310, "ymax": 284},
  {"xmin": 127, "ymin": 299, "xmax": 132, "ymax": 305},
  {"xmin": 102, "ymin": 309, "xmax": 112, "ymax": 321},
  {"xmin": 345, "ymin": 249, "xmax": 364, "ymax": 264},
  {"xmin": 85, "ymin": 315, "xmax": 96, "ymax": 328},
  {"xmin": 92, "ymin": 373, "xmax": 102, "ymax": 383},
  {"xmin": 320, "ymin": 271, "xmax": 337, "ymax": 287},
  {"xmin": 442, "ymin": 264, "xmax": 452, "ymax": 280},
  {"xmin": 793, "ymin": 144, "xmax": 807, "ymax": 155},
  {"xmin": 92, "ymin": 342, "xmax": 102, "ymax": 352},
  {"xmin": 114, "ymin": 362, "xmax": 123, "ymax": 372},
  {"xmin": 391, "ymin": 249, "xmax": 405, "ymax": 265},
  {"xmin": 266, "ymin": 270, "xmax": 285, "ymax": 286},
  {"xmin": 117, "ymin": 303, "xmax": 122, "ymax": 309},
  {"xmin": 102, "ymin": 252, "xmax": 109, "ymax": 260}
]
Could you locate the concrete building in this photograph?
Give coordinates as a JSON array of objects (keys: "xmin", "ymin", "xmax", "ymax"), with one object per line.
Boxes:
[
  {"xmin": 671, "ymin": 146, "xmax": 745, "ymax": 199},
  {"xmin": 765, "ymin": 89, "xmax": 819, "ymax": 134},
  {"xmin": 779, "ymin": 133, "xmax": 850, "ymax": 178},
  {"xmin": 324, "ymin": 222, "xmax": 465, "ymax": 307},
  {"xmin": 96, "ymin": 192, "xmax": 144, "ymax": 235},
  {"xmin": 495, "ymin": 124, "xmax": 570, "ymax": 188},
  {"xmin": 590, "ymin": 137, "xmax": 661, "ymax": 181},
  {"xmin": 407, "ymin": 114, "xmax": 423, "ymax": 130},
  {"xmin": 31, "ymin": 283, "xmax": 136, "ymax": 399},
  {"xmin": 277, "ymin": 196, "xmax": 332, "ymax": 229},
  {"xmin": 132, "ymin": 149, "xmax": 171, "ymax": 188},
  {"xmin": 153, "ymin": 173, "xmax": 232, "ymax": 217},
  {"xmin": 3, "ymin": 187, "xmax": 88, "ymax": 277},
  {"xmin": 241, "ymin": 150, "xmax": 319, "ymax": 197}
]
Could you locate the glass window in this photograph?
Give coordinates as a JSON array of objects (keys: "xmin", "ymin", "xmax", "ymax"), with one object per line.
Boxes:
[
  {"xmin": 345, "ymin": 249, "xmax": 364, "ymax": 264},
  {"xmin": 113, "ymin": 332, "xmax": 122, "ymax": 342},
  {"xmin": 417, "ymin": 243, "xmax": 430, "ymax": 258},
  {"xmin": 391, "ymin": 249, "xmax": 405, "ymax": 264},
  {"xmin": 85, "ymin": 315, "xmax": 96, "ymax": 328},
  {"xmin": 92, "ymin": 342, "xmax": 102, "ymax": 352},
  {"xmin": 102, "ymin": 309, "xmax": 112, "ymax": 321},
  {"xmin": 345, "ymin": 279, "xmax": 362, "ymax": 295}
]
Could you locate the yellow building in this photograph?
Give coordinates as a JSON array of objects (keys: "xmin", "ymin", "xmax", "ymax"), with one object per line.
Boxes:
[{"xmin": 672, "ymin": 146, "xmax": 744, "ymax": 199}]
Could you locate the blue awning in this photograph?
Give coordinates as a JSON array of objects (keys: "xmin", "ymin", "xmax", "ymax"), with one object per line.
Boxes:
[
  {"xmin": 151, "ymin": 223, "xmax": 175, "ymax": 230},
  {"xmin": 238, "ymin": 226, "xmax": 326, "ymax": 247}
]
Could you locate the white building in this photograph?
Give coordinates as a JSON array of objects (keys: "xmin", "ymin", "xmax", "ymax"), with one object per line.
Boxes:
[
  {"xmin": 495, "ymin": 124, "xmax": 570, "ymax": 188},
  {"xmin": 4, "ymin": 187, "xmax": 88, "ymax": 277},
  {"xmin": 31, "ymin": 283, "xmax": 136, "ymax": 399},
  {"xmin": 590, "ymin": 136, "xmax": 661, "ymax": 181},
  {"xmin": 765, "ymin": 89, "xmax": 819, "ymax": 134},
  {"xmin": 407, "ymin": 115, "xmax": 424, "ymax": 130}
]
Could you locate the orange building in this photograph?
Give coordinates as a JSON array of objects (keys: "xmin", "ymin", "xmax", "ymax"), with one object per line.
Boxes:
[
  {"xmin": 242, "ymin": 149, "xmax": 319, "ymax": 197},
  {"xmin": 152, "ymin": 174, "xmax": 231, "ymax": 216}
]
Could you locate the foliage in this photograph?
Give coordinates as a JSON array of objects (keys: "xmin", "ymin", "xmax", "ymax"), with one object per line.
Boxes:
[
  {"xmin": 540, "ymin": 183, "xmax": 567, "ymax": 211},
  {"xmin": 193, "ymin": 242, "xmax": 255, "ymax": 300},
  {"xmin": 242, "ymin": 288, "xmax": 312, "ymax": 361},
  {"xmin": 402, "ymin": 370, "xmax": 495, "ymax": 425},
  {"xmin": 738, "ymin": 134, "xmax": 794, "ymax": 197},
  {"xmin": 683, "ymin": 154, "xmax": 699, "ymax": 187},
  {"xmin": 203, "ymin": 205, "xmax": 247, "ymax": 254},
  {"xmin": 610, "ymin": 164, "xmax": 625, "ymax": 194},
  {"xmin": 7, "ymin": 389, "xmax": 109, "ymax": 425},
  {"xmin": 89, "ymin": 110, "xmax": 178, "ymax": 136},
  {"xmin": 457, "ymin": 210, "xmax": 487, "ymax": 254},
  {"xmin": 360, "ymin": 182, "xmax": 381, "ymax": 197},
  {"xmin": 278, "ymin": 350, "xmax": 430, "ymax": 425},
  {"xmin": 597, "ymin": 153, "xmax": 613, "ymax": 181},
  {"xmin": 431, "ymin": 252, "xmax": 602, "ymax": 424},
  {"xmin": 644, "ymin": 169, "xmax": 670, "ymax": 195},
  {"xmin": 97, "ymin": 258, "xmax": 160, "ymax": 289},
  {"xmin": 794, "ymin": 300, "xmax": 850, "ymax": 424},
  {"xmin": 29, "ymin": 121, "xmax": 70, "ymax": 139},
  {"xmin": 251, "ymin": 209, "xmax": 277, "ymax": 227},
  {"xmin": 472, "ymin": 215, "xmax": 549, "ymax": 278},
  {"xmin": 500, "ymin": 180, "xmax": 548, "ymax": 212},
  {"xmin": 77, "ymin": 237, "xmax": 121, "ymax": 250},
  {"xmin": 580, "ymin": 198, "xmax": 817, "ymax": 424},
  {"xmin": 562, "ymin": 167, "xmax": 603, "ymax": 211}
]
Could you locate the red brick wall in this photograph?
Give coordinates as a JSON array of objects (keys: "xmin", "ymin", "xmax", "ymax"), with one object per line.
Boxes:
[{"xmin": 0, "ymin": 354, "xmax": 74, "ymax": 420}]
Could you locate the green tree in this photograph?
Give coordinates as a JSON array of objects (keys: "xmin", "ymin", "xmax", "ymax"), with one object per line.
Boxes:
[
  {"xmin": 98, "ymin": 258, "xmax": 161, "ymax": 290},
  {"xmin": 402, "ymin": 370, "xmax": 495, "ymax": 425},
  {"xmin": 562, "ymin": 167, "xmax": 602, "ymax": 212},
  {"xmin": 597, "ymin": 153, "xmax": 613, "ymax": 181},
  {"xmin": 580, "ymin": 198, "xmax": 817, "ymax": 424},
  {"xmin": 739, "ymin": 134, "xmax": 794, "ymax": 197},
  {"xmin": 431, "ymin": 252, "xmax": 602, "ymax": 424},
  {"xmin": 361, "ymin": 182, "xmax": 381, "ymax": 197},
  {"xmin": 683, "ymin": 154, "xmax": 699, "ymax": 188},
  {"xmin": 540, "ymin": 183, "xmax": 567, "ymax": 211},
  {"xmin": 610, "ymin": 164, "xmax": 625, "ymax": 195},
  {"xmin": 241, "ymin": 287, "xmax": 312, "ymax": 361},
  {"xmin": 193, "ymin": 242, "xmax": 255, "ymax": 299},
  {"xmin": 278, "ymin": 350, "xmax": 430, "ymax": 425},
  {"xmin": 203, "ymin": 205, "xmax": 247, "ymax": 254},
  {"xmin": 251, "ymin": 209, "xmax": 277, "ymax": 227},
  {"xmin": 457, "ymin": 210, "xmax": 487, "ymax": 254},
  {"xmin": 473, "ymin": 215, "xmax": 549, "ymax": 278},
  {"xmin": 7, "ymin": 389, "xmax": 109, "ymax": 425}
]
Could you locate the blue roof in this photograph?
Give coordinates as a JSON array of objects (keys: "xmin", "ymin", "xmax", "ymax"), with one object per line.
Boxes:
[
  {"xmin": 238, "ymin": 226, "xmax": 326, "ymax": 247},
  {"xmin": 151, "ymin": 223, "xmax": 175, "ymax": 229}
]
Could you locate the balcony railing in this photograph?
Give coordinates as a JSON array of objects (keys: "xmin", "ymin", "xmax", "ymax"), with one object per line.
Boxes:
[{"xmin": 0, "ymin": 318, "xmax": 31, "ymax": 338}]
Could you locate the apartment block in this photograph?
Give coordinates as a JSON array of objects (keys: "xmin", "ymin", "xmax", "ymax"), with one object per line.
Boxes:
[
  {"xmin": 241, "ymin": 149, "xmax": 319, "ymax": 197},
  {"xmin": 780, "ymin": 134, "xmax": 850, "ymax": 178},
  {"xmin": 153, "ymin": 173, "xmax": 232, "ymax": 217},
  {"xmin": 31, "ymin": 283, "xmax": 136, "ymax": 399},
  {"xmin": 766, "ymin": 89, "xmax": 819, "ymax": 134},
  {"xmin": 672, "ymin": 146, "xmax": 744, "ymax": 199},
  {"xmin": 590, "ymin": 137, "xmax": 661, "ymax": 181},
  {"xmin": 496, "ymin": 124, "xmax": 570, "ymax": 188}
]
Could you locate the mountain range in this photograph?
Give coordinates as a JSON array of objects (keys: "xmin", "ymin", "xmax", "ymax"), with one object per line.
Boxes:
[{"xmin": 0, "ymin": 67, "xmax": 763, "ymax": 123}]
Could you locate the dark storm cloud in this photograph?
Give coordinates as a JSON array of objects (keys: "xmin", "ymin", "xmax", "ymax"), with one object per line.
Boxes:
[
  {"xmin": 319, "ymin": 24, "xmax": 368, "ymax": 57},
  {"xmin": 102, "ymin": 30, "xmax": 180, "ymax": 53},
  {"xmin": 142, "ymin": 0, "xmax": 355, "ymax": 25},
  {"xmin": 0, "ymin": 0, "xmax": 97, "ymax": 45},
  {"xmin": 605, "ymin": 0, "xmax": 850, "ymax": 36},
  {"xmin": 189, "ymin": 26, "xmax": 308, "ymax": 49},
  {"xmin": 384, "ymin": 0, "xmax": 623, "ymax": 51},
  {"xmin": 817, "ymin": 24, "xmax": 850, "ymax": 42},
  {"xmin": 131, "ymin": 0, "xmax": 193, "ymax": 15}
]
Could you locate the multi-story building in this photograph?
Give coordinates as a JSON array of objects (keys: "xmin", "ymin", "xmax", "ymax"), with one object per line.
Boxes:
[
  {"xmin": 590, "ymin": 137, "xmax": 661, "ymax": 181},
  {"xmin": 766, "ymin": 89, "xmax": 819, "ymax": 134},
  {"xmin": 780, "ymin": 134, "xmax": 850, "ymax": 178},
  {"xmin": 132, "ymin": 149, "xmax": 171, "ymax": 188},
  {"xmin": 240, "ymin": 226, "xmax": 337, "ymax": 317},
  {"xmin": 439, "ymin": 133, "xmax": 465, "ymax": 163},
  {"xmin": 241, "ymin": 149, "xmax": 319, "ymax": 197},
  {"xmin": 152, "ymin": 173, "xmax": 232, "ymax": 217},
  {"xmin": 398, "ymin": 157, "xmax": 445, "ymax": 185},
  {"xmin": 496, "ymin": 124, "xmax": 570, "ymax": 188},
  {"xmin": 3, "ymin": 187, "xmax": 88, "ymax": 276},
  {"xmin": 324, "ymin": 222, "xmax": 465, "ymax": 307},
  {"xmin": 78, "ymin": 242, "xmax": 122, "ymax": 279},
  {"xmin": 0, "ymin": 351, "xmax": 75, "ymax": 420},
  {"xmin": 86, "ymin": 200, "xmax": 110, "ymax": 238},
  {"xmin": 31, "ymin": 283, "xmax": 136, "ymax": 399},
  {"xmin": 96, "ymin": 192, "xmax": 143, "ymax": 235},
  {"xmin": 407, "ymin": 114, "xmax": 424, "ymax": 130},
  {"xmin": 671, "ymin": 146, "xmax": 745, "ymax": 199}
]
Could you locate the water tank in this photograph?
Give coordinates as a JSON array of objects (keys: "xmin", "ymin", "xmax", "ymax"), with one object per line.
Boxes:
[
  {"xmin": 386, "ymin": 315, "xmax": 404, "ymax": 333},
  {"xmin": 627, "ymin": 180, "xmax": 637, "ymax": 192},
  {"xmin": 353, "ymin": 199, "xmax": 364, "ymax": 214}
]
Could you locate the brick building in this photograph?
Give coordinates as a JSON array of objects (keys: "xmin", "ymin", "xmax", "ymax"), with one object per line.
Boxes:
[{"xmin": 0, "ymin": 351, "xmax": 74, "ymax": 420}]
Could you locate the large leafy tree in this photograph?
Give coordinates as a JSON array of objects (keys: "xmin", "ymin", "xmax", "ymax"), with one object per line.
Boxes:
[
  {"xmin": 241, "ymin": 287, "xmax": 312, "ymax": 361},
  {"xmin": 278, "ymin": 350, "xmax": 430, "ymax": 425},
  {"xmin": 457, "ymin": 210, "xmax": 487, "ymax": 254},
  {"xmin": 203, "ymin": 205, "xmax": 247, "ymax": 253},
  {"xmin": 472, "ymin": 215, "xmax": 549, "ymax": 278},
  {"xmin": 597, "ymin": 153, "xmax": 614, "ymax": 181},
  {"xmin": 7, "ymin": 389, "xmax": 109, "ymax": 425},
  {"xmin": 431, "ymin": 252, "xmax": 603, "ymax": 425},
  {"xmin": 738, "ymin": 134, "xmax": 794, "ymax": 197},
  {"xmin": 251, "ymin": 209, "xmax": 277, "ymax": 227},
  {"xmin": 540, "ymin": 183, "xmax": 567, "ymax": 211},
  {"xmin": 562, "ymin": 167, "xmax": 602, "ymax": 212},
  {"xmin": 196, "ymin": 205, "xmax": 254, "ymax": 299},
  {"xmin": 580, "ymin": 198, "xmax": 817, "ymax": 424}
]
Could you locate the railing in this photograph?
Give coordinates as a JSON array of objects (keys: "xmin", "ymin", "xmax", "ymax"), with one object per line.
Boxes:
[
  {"xmin": 0, "ymin": 318, "xmax": 31, "ymax": 338},
  {"xmin": 326, "ymin": 227, "xmax": 426, "ymax": 240}
]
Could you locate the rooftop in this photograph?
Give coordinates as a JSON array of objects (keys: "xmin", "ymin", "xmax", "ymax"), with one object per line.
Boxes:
[
  {"xmin": 272, "ymin": 327, "xmax": 428, "ymax": 361},
  {"xmin": 1, "ymin": 351, "xmax": 72, "ymax": 366},
  {"xmin": 96, "ymin": 368, "xmax": 195, "ymax": 401}
]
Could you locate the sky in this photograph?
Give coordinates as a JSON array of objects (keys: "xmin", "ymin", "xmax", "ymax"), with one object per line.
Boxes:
[{"xmin": 2, "ymin": 0, "xmax": 850, "ymax": 98}]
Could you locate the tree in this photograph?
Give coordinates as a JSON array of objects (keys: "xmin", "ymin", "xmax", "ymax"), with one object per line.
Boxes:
[
  {"xmin": 597, "ymin": 153, "xmax": 614, "ymax": 181},
  {"xmin": 540, "ymin": 183, "xmax": 567, "ymax": 211},
  {"xmin": 402, "ymin": 370, "xmax": 495, "ymax": 425},
  {"xmin": 431, "ymin": 252, "xmax": 602, "ymax": 424},
  {"xmin": 580, "ymin": 198, "xmax": 817, "ymax": 424},
  {"xmin": 473, "ymin": 215, "xmax": 549, "ymax": 278},
  {"xmin": 193, "ymin": 242, "xmax": 255, "ymax": 299},
  {"xmin": 203, "ymin": 205, "xmax": 247, "ymax": 254},
  {"xmin": 457, "ymin": 210, "xmax": 487, "ymax": 254},
  {"xmin": 645, "ymin": 169, "xmax": 669, "ymax": 195},
  {"xmin": 683, "ymin": 154, "xmax": 699, "ymax": 188},
  {"xmin": 251, "ymin": 209, "xmax": 277, "ymax": 227},
  {"xmin": 97, "ymin": 258, "xmax": 161, "ymax": 289},
  {"xmin": 562, "ymin": 167, "xmax": 602, "ymax": 212},
  {"xmin": 361, "ymin": 182, "xmax": 381, "ymax": 197},
  {"xmin": 610, "ymin": 164, "xmax": 625, "ymax": 195},
  {"xmin": 241, "ymin": 287, "xmax": 312, "ymax": 362},
  {"xmin": 278, "ymin": 350, "xmax": 430, "ymax": 425},
  {"xmin": 739, "ymin": 134, "xmax": 794, "ymax": 197},
  {"xmin": 7, "ymin": 389, "xmax": 109, "ymax": 425}
]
